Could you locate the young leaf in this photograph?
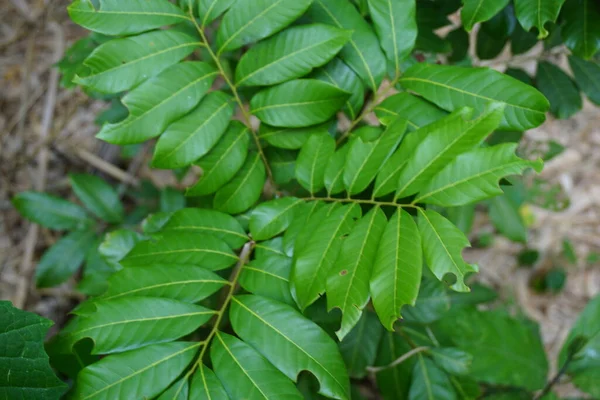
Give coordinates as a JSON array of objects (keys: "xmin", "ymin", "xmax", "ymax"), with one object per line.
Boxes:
[
  {"xmin": 367, "ymin": 0, "xmax": 418, "ymax": 76},
  {"xmin": 327, "ymin": 207, "xmax": 387, "ymax": 340},
  {"xmin": 417, "ymin": 209, "xmax": 476, "ymax": 292},
  {"xmin": 215, "ymin": 0, "xmax": 313, "ymax": 53},
  {"xmin": 71, "ymin": 342, "xmax": 199, "ymax": 400},
  {"xmin": 371, "ymin": 209, "xmax": 422, "ymax": 330},
  {"xmin": 313, "ymin": 58, "xmax": 365, "ymax": 120},
  {"xmin": 12, "ymin": 191, "xmax": 92, "ymax": 230},
  {"xmin": 249, "ymin": 197, "xmax": 303, "ymax": 241},
  {"xmin": 409, "ymin": 356, "xmax": 457, "ymax": 400},
  {"xmin": 0, "ymin": 302, "xmax": 68, "ymax": 399},
  {"xmin": 121, "ymin": 232, "xmax": 238, "ymax": 270},
  {"xmin": 213, "ymin": 152, "xmax": 266, "ymax": 214},
  {"xmin": 187, "ymin": 121, "xmax": 250, "ymax": 196},
  {"xmin": 536, "ymin": 61, "xmax": 582, "ymax": 119},
  {"xmin": 198, "ymin": 0, "xmax": 236, "ymax": 27},
  {"xmin": 561, "ymin": 0, "xmax": 600, "ymax": 59},
  {"xmin": 152, "ymin": 91, "xmax": 234, "ymax": 169},
  {"xmin": 374, "ymin": 92, "xmax": 447, "ymax": 132},
  {"xmin": 230, "ymin": 295, "xmax": 351, "ymax": 400},
  {"xmin": 400, "ymin": 64, "xmax": 550, "ymax": 131},
  {"xmin": 240, "ymin": 255, "xmax": 295, "ymax": 305},
  {"xmin": 308, "ymin": 0, "xmax": 387, "ymax": 91},
  {"xmin": 461, "ymin": 0, "xmax": 510, "ymax": 31},
  {"xmin": 68, "ymin": 0, "xmax": 189, "ymax": 36},
  {"xmin": 69, "ymin": 173, "xmax": 123, "ymax": 223},
  {"xmin": 250, "ymin": 79, "xmax": 350, "ymax": 128},
  {"xmin": 235, "ymin": 24, "xmax": 351, "ymax": 87},
  {"xmin": 211, "ymin": 332, "xmax": 304, "ymax": 399},
  {"xmin": 296, "ymin": 132, "xmax": 336, "ymax": 194},
  {"xmin": 75, "ymin": 30, "xmax": 199, "ymax": 93},
  {"xmin": 339, "ymin": 312, "xmax": 384, "ymax": 378},
  {"xmin": 414, "ymin": 143, "xmax": 543, "ymax": 207},
  {"xmin": 569, "ymin": 56, "xmax": 600, "ymax": 105},
  {"xmin": 189, "ymin": 364, "xmax": 229, "ymax": 399},
  {"xmin": 97, "ymin": 62, "xmax": 217, "ymax": 145},
  {"xmin": 514, "ymin": 0, "xmax": 566, "ymax": 38}
]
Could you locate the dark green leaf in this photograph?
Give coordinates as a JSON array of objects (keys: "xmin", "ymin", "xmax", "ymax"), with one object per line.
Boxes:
[
  {"xmin": 12, "ymin": 191, "xmax": 92, "ymax": 230},
  {"xmin": 489, "ymin": 191, "xmax": 527, "ymax": 242},
  {"xmin": 188, "ymin": 364, "xmax": 229, "ymax": 400},
  {"xmin": 339, "ymin": 312, "xmax": 384, "ymax": 378},
  {"xmin": 375, "ymin": 332, "xmax": 412, "ymax": 400},
  {"xmin": 511, "ymin": 21, "xmax": 539, "ymax": 54},
  {"xmin": 568, "ymin": 55, "xmax": 600, "ymax": 105},
  {"xmin": 536, "ymin": 61, "xmax": 582, "ymax": 119},
  {"xmin": 69, "ymin": 173, "xmax": 123, "ymax": 223},
  {"xmin": 409, "ymin": 356, "xmax": 457, "ymax": 400},
  {"xmin": 461, "ymin": 0, "xmax": 510, "ymax": 31},
  {"xmin": 514, "ymin": 0, "xmax": 566, "ymax": 38},
  {"xmin": 402, "ymin": 278, "xmax": 450, "ymax": 324},
  {"xmin": 240, "ymin": 254, "xmax": 295, "ymax": 305},
  {"xmin": 266, "ymin": 147, "xmax": 297, "ymax": 185},
  {"xmin": 213, "ymin": 152, "xmax": 266, "ymax": 214},
  {"xmin": 561, "ymin": 0, "xmax": 600, "ymax": 59}
]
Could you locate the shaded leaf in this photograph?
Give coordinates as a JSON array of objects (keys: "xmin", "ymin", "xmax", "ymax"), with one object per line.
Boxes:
[
  {"xmin": 296, "ymin": 132, "xmax": 336, "ymax": 194},
  {"xmin": 70, "ymin": 173, "xmax": 123, "ymax": 223},
  {"xmin": 409, "ymin": 356, "xmax": 456, "ymax": 400},
  {"xmin": 339, "ymin": 312, "xmax": 384, "ymax": 378},
  {"xmin": 213, "ymin": 152, "xmax": 266, "ymax": 214},
  {"xmin": 374, "ymin": 92, "xmax": 447, "ymax": 132},
  {"xmin": 313, "ymin": 58, "xmax": 365, "ymax": 120},
  {"xmin": 375, "ymin": 332, "xmax": 412, "ymax": 400},
  {"xmin": 514, "ymin": 0, "xmax": 566, "ymax": 38},
  {"xmin": 324, "ymin": 145, "xmax": 351, "ymax": 195},
  {"xmin": 489, "ymin": 192, "xmax": 527, "ymax": 242},
  {"xmin": 402, "ymin": 278, "xmax": 450, "ymax": 324},
  {"xmin": 12, "ymin": 191, "xmax": 92, "ymax": 231},
  {"xmin": 569, "ymin": 55, "xmax": 600, "ymax": 105},
  {"xmin": 259, "ymin": 124, "xmax": 325, "ymax": 150},
  {"xmin": 266, "ymin": 147, "xmax": 297, "ymax": 185},
  {"xmin": 430, "ymin": 348, "xmax": 472, "ymax": 376},
  {"xmin": 240, "ymin": 255, "xmax": 295, "ymax": 305},
  {"xmin": 536, "ymin": 61, "xmax": 582, "ymax": 119},
  {"xmin": 461, "ymin": 0, "xmax": 510, "ymax": 31},
  {"xmin": 561, "ymin": 0, "xmax": 600, "ymax": 59}
]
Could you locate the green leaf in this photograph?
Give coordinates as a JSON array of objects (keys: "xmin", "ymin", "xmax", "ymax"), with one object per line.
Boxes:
[
  {"xmin": 213, "ymin": 152, "xmax": 266, "ymax": 214},
  {"xmin": 409, "ymin": 356, "xmax": 457, "ymax": 400},
  {"xmin": 439, "ymin": 308, "xmax": 548, "ymax": 390},
  {"xmin": 292, "ymin": 204, "xmax": 361, "ymax": 310},
  {"xmin": 396, "ymin": 105, "xmax": 504, "ymax": 198},
  {"xmin": 399, "ymin": 63, "xmax": 550, "ymax": 131},
  {"xmin": 476, "ymin": 23, "xmax": 508, "ymax": 60},
  {"xmin": 215, "ymin": 0, "xmax": 313, "ymax": 53},
  {"xmin": 511, "ymin": 21, "xmax": 539, "ymax": 54},
  {"xmin": 371, "ymin": 209, "xmax": 422, "ymax": 330},
  {"xmin": 36, "ymin": 230, "xmax": 97, "ymax": 288},
  {"xmin": 308, "ymin": 0, "xmax": 387, "ymax": 91},
  {"xmin": 313, "ymin": 58, "xmax": 365, "ymax": 120},
  {"xmin": 160, "ymin": 188, "xmax": 186, "ymax": 213},
  {"xmin": 152, "ymin": 91, "xmax": 234, "ymax": 169},
  {"xmin": 327, "ymin": 207, "xmax": 387, "ymax": 339},
  {"xmin": 198, "ymin": 0, "xmax": 236, "ymax": 27},
  {"xmin": 65, "ymin": 297, "xmax": 214, "ymax": 354},
  {"xmin": 266, "ymin": 147, "xmax": 297, "ymax": 185},
  {"xmin": 562, "ymin": 0, "xmax": 600, "ymax": 59},
  {"xmin": 79, "ymin": 238, "xmax": 118, "ymax": 296},
  {"xmin": 100, "ymin": 265, "xmax": 227, "ymax": 303},
  {"xmin": 99, "ymin": 229, "xmax": 143, "ymax": 268},
  {"xmin": 447, "ymin": 27, "xmax": 469, "ymax": 62},
  {"xmin": 489, "ymin": 192, "xmax": 527, "ymax": 242},
  {"xmin": 12, "ymin": 191, "xmax": 92, "ymax": 230},
  {"xmin": 251, "ymin": 79, "xmax": 350, "ymax": 128},
  {"xmin": 514, "ymin": 0, "xmax": 566, "ymax": 38},
  {"xmin": 0, "ymin": 302, "xmax": 67, "ymax": 400},
  {"xmin": 375, "ymin": 332, "xmax": 413, "ymax": 400},
  {"xmin": 68, "ymin": 0, "xmax": 189, "ymax": 36},
  {"xmin": 189, "ymin": 364, "xmax": 229, "ymax": 400},
  {"xmin": 69, "ymin": 173, "xmax": 123, "ymax": 223},
  {"xmin": 250, "ymin": 197, "xmax": 303, "ymax": 241},
  {"xmin": 187, "ymin": 121, "xmax": 251, "ymax": 196},
  {"xmin": 296, "ymin": 132, "xmax": 336, "ymax": 194},
  {"xmin": 414, "ymin": 143, "xmax": 543, "ymax": 206},
  {"xmin": 240, "ymin": 255, "xmax": 295, "ymax": 305},
  {"xmin": 71, "ymin": 341, "xmax": 199, "ymax": 400},
  {"xmin": 324, "ymin": 145, "xmax": 350, "ymax": 195},
  {"xmin": 461, "ymin": 0, "xmax": 510, "ymax": 31},
  {"xmin": 417, "ymin": 209, "xmax": 476, "ymax": 292},
  {"xmin": 161, "ymin": 208, "xmax": 248, "ymax": 249},
  {"xmin": 211, "ymin": 332, "xmax": 304, "ymax": 399},
  {"xmin": 339, "ymin": 312, "xmax": 384, "ymax": 378},
  {"xmin": 259, "ymin": 124, "xmax": 326, "ymax": 150},
  {"xmin": 283, "ymin": 201, "xmax": 327, "ymax": 256},
  {"xmin": 75, "ymin": 30, "xmax": 199, "ymax": 93},
  {"xmin": 230, "ymin": 295, "xmax": 350, "ymax": 400},
  {"xmin": 430, "ymin": 348, "xmax": 472, "ymax": 376},
  {"xmin": 402, "ymin": 278, "xmax": 450, "ymax": 324},
  {"xmin": 374, "ymin": 92, "xmax": 447, "ymax": 132},
  {"xmin": 367, "ymin": 0, "xmax": 417, "ymax": 76},
  {"xmin": 569, "ymin": 55, "xmax": 600, "ymax": 105},
  {"xmin": 235, "ymin": 24, "xmax": 350, "ymax": 87},
  {"xmin": 97, "ymin": 62, "xmax": 217, "ymax": 145},
  {"xmin": 536, "ymin": 61, "xmax": 582, "ymax": 119},
  {"xmin": 157, "ymin": 378, "xmax": 188, "ymax": 400},
  {"xmin": 121, "ymin": 232, "xmax": 238, "ymax": 270}
]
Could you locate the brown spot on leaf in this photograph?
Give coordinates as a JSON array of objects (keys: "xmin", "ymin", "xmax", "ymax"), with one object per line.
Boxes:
[{"xmin": 340, "ymin": 270, "xmax": 348, "ymax": 276}]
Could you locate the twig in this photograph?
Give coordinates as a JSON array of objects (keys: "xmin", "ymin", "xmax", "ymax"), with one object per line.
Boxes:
[
  {"xmin": 75, "ymin": 148, "xmax": 140, "ymax": 187},
  {"xmin": 534, "ymin": 352, "xmax": 574, "ymax": 400},
  {"xmin": 366, "ymin": 346, "xmax": 429, "ymax": 373},
  {"xmin": 117, "ymin": 142, "xmax": 150, "ymax": 198}
]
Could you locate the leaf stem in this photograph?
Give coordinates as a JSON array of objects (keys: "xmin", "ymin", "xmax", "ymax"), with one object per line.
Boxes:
[
  {"xmin": 366, "ymin": 346, "xmax": 429, "ymax": 373},
  {"xmin": 534, "ymin": 351, "xmax": 575, "ymax": 400},
  {"xmin": 301, "ymin": 196, "xmax": 422, "ymax": 210}
]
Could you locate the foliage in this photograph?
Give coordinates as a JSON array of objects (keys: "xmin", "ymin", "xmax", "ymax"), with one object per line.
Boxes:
[{"xmin": 10, "ymin": 0, "xmax": 600, "ymax": 399}]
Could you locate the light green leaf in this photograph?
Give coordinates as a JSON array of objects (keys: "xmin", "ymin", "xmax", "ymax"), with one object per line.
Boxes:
[
  {"xmin": 198, "ymin": 0, "xmax": 236, "ymax": 27},
  {"xmin": 250, "ymin": 197, "xmax": 303, "ymax": 241},
  {"xmin": 65, "ymin": 297, "xmax": 214, "ymax": 354},
  {"xmin": 12, "ymin": 191, "xmax": 92, "ymax": 230},
  {"xmin": 430, "ymin": 348, "xmax": 472, "ymax": 376},
  {"xmin": 36, "ymin": 230, "xmax": 96, "ymax": 288},
  {"xmin": 400, "ymin": 63, "xmax": 550, "ymax": 131},
  {"xmin": 308, "ymin": 0, "xmax": 387, "ymax": 91},
  {"xmin": 569, "ymin": 55, "xmax": 600, "ymax": 105},
  {"xmin": 69, "ymin": 173, "xmax": 123, "ymax": 223},
  {"xmin": 72, "ymin": 341, "xmax": 199, "ymax": 400},
  {"xmin": 0, "ymin": 302, "xmax": 68, "ymax": 400},
  {"xmin": 418, "ymin": 209, "xmax": 476, "ymax": 292},
  {"xmin": 368, "ymin": 0, "xmax": 417, "ymax": 76},
  {"xmin": 152, "ymin": 91, "xmax": 234, "ymax": 169},
  {"xmin": 375, "ymin": 332, "xmax": 413, "ymax": 400},
  {"xmin": 296, "ymin": 132, "xmax": 336, "ymax": 194},
  {"xmin": 97, "ymin": 62, "xmax": 217, "ymax": 145},
  {"xmin": 324, "ymin": 145, "xmax": 350, "ymax": 195},
  {"xmin": 68, "ymin": 0, "xmax": 189, "ymax": 36},
  {"xmin": 402, "ymin": 278, "xmax": 450, "ymax": 324},
  {"xmin": 536, "ymin": 61, "xmax": 582, "ymax": 119},
  {"xmin": 327, "ymin": 207, "xmax": 387, "ymax": 340},
  {"xmin": 415, "ymin": 143, "xmax": 543, "ymax": 206},
  {"xmin": 514, "ymin": 0, "xmax": 566, "ymax": 38},
  {"xmin": 75, "ymin": 30, "xmax": 199, "ymax": 93},
  {"xmin": 461, "ymin": 0, "xmax": 510, "ymax": 31},
  {"xmin": 251, "ymin": 79, "xmax": 350, "ymax": 128},
  {"xmin": 189, "ymin": 364, "xmax": 229, "ymax": 400},
  {"xmin": 313, "ymin": 58, "xmax": 365, "ymax": 120},
  {"xmin": 121, "ymin": 232, "xmax": 238, "ymax": 270},
  {"xmin": 161, "ymin": 208, "xmax": 248, "ymax": 249},
  {"xmin": 371, "ymin": 209, "xmax": 422, "ymax": 330},
  {"xmin": 396, "ymin": 105, "xmax": 504, "ymax": 198},
  {"xmin": 235, "ymin": 24, "xmax": 350, "ymax": 87},
  {"xmin": 230, "ymin": 295, "xmax": 350, "ymax": 400},
  {"xmin": 339, "ymin": 312, "xmax": 384, "ymax": 378},
  {"xmin": 240, "ymin": 255, "xmax": 295, "ymax": 305},
  {"xmin": 216, "ymin": 0, "xmax": 313, "ymax": 53},
  {"xmin": 213, "ymin": 152, "xmax": 266, "ymax": 214},
  {"xmin": 259, "ymin": 124, "xmax": 326, "ymax": 150},
  {"xmin": 409, "ymin": 356, "xmax": 457, "ymax": 400},
  {"xmin": 489, "ymin": 192, "xmax": 527, "ymax": 242},
  {"xmin": 292, "ymin": 204, "xmax": 361, "ymax": 310},
  {"xmin": 211, "ymin": 332, "xmax": 304, "ymax": 399},
  {"xmin": 374, "ymin": 92, "xmax": 447, "ymax": 132},
  {"xmin": 562, "ymin": 0, "xmax": 600, "ymax": 59},
  {"xmin": 99, "ymin": 229, "xmax": 143, "ymax": 269}
]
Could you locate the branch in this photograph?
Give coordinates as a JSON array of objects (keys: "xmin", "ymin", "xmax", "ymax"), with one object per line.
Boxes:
[
  {"xmin": 301, "ymin": 196, "xmax": 422, "ymax": 210},
  {"xmin": 367, "ymin": 346, "xmax": 429, "ymax": 373}
]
